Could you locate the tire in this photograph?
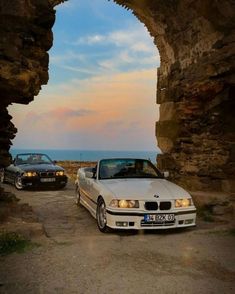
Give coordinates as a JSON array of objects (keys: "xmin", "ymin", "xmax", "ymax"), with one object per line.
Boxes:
[
  {"xmin": 75, "ymin": 184, "xmax": 81, "ymax": 206},
  {"xmin": 0, "ymin": 170, "xmax": 5, "ymax": 184},
  {"xmin": 14, "ymin": 175, "xmax": 24, "ymax": 190},
  {"xmin": 96, "ymin": 198, "xmax": 110, "ymax": 233}
]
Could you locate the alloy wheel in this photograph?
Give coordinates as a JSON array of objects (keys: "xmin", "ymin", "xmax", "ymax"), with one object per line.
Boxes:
[
  {"xmin": 14, "ymin": 175, "xmax": 23, "ymax": 190},
  {"xmin": 97, "ymin": 198, "xmax": 110, "ymax": 233}
]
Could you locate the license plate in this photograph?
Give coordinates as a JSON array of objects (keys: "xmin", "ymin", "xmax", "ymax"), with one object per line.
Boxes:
[
  {"xmin": 144, "ymin": 214, "xmax": 175, "ymax": 223},
  {"xmin": 40, "ymin": 178, "xmax": 56, "ymax": 182}
]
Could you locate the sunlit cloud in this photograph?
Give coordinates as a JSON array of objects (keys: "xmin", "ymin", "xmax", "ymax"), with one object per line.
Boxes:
[
  {"xmin": 9, "ymin": 69, "xmax": 158, "ymax": 150},
  {"xmin": 22, "ymin": 107, "xmax": 95, "ymax": 125}
]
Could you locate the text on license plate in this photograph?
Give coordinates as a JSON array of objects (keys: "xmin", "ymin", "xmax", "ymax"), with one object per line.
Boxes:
[
  {"xmin": 40, "ymin": 178, "xmax": 56, "ymax": 182},
  {"xmin": 144, "ymin": 214, "xmax": 175, "ymax": 222}
]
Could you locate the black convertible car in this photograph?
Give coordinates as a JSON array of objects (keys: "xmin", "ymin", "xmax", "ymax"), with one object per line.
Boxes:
[{"xmin": 0, "ymin": 153, "xmax": 68, "ymax": 190}]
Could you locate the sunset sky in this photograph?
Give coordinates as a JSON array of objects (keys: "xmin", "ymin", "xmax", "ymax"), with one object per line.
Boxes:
[{"xmin": 8, "ymin": 0, "xmax": 160, "ymax": 151}]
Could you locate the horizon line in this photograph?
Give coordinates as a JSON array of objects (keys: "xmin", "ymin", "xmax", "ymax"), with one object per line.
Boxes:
[{"xmin": 10, "ymin": 147, "xmax": 160, "ymax": 152}]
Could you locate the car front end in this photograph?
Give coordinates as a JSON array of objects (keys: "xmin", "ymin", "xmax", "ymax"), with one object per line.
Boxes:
[
  {"xmin": 19, "ymin": 168, "xmax": 68, "ymax": 189},
  {"xmin": 99, "ymin": 176, "xmax": 197, "ymax": 230},
  {"xmin": 105, "ymin": 197, "xmax": 196, "ymax": 230}
]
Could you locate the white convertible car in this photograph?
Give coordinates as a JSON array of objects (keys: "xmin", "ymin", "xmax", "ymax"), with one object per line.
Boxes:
[{"xmin": 75, "ymin": 158, "xmax": 196, "ymax": 232}]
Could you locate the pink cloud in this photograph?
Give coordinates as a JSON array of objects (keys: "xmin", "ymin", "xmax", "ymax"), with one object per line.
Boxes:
[{"xmin": 9, "ymin": 69, "xmax": 159, "ymax": 150}]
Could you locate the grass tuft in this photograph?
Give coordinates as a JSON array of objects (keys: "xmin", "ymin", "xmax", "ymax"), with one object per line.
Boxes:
[
  {"xmin": 197, "ymin": 206, "xmax": 215, "ymax": 222},
  {"xmin": 0, "ymin": 231, "xmax": 37, "ymax": 256},
  {"xmin": 229, "ymin": 228, "xmax": 235, "ymax": 236}
]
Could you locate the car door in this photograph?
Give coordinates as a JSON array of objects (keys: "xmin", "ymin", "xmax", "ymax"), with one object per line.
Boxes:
[
  {"xmin": 83, "ymin": 168, "xmax": 101, "ymax": 216},
  {"xmin": 88, "ymin": 176, "xmax": 101, "ymax": 205}
]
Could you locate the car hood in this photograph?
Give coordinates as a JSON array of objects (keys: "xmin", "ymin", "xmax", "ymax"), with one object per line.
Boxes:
[
  {"xmin": 100, "ymin": 178, "xmax": 191, "ymax": 200},
  {"xmin": 18, "ymin": 164, "xmax": 64, "ymax": 172}
]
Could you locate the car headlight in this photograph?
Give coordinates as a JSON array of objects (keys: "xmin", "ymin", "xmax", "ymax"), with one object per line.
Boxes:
[
  {"xmin": 175, "ymin": 198, "xmax": 193, "ymax": 208},
  {"xmin": 23, "ymin": 171, "xmax": 37, "ymax": 177},
  {"xmin": 56, "ymin": 171, "xmax": 64, "ymax": 176},
  {"xmin": 109, "ymin": 199, "xmax": 139, "ymax": 208}
]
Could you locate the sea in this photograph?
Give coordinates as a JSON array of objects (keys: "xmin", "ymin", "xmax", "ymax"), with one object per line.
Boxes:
[{"xmin": 10, "ymin": 149, "xmax": 160, "ymax": 163}]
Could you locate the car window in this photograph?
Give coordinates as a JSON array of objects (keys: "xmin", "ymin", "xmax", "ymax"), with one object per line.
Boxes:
[
  {"xmin": 15, "ymin": 154, "xmax": 53, "ymax": 165},
  {"xmin": 99, "ymin": 159, "xmax": 162, "ymax": 179}
]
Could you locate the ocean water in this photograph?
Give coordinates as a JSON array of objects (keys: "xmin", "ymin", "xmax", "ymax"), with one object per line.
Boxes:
[{"xmin": 10, "ymin": 149, "xmax": 159, "ymax": 163}]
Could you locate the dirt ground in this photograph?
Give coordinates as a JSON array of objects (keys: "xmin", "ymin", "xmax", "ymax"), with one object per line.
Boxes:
[{"xmin": 0, "ymin": 181, "xmax": 235, "ymax": 294}]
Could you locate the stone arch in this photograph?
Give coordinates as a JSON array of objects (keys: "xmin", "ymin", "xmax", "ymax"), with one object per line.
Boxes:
[{"xmin": 0, "ymin": 0, "xmax": 234, "ymax": 194}]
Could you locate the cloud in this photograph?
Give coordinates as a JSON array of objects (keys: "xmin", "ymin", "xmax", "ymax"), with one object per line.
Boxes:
[
  {"xmin": 19, "ymin": 107, "xmax": 95, "ymax": 128},
  {"xmin": 50, "ymin": 52, "xmax": 86, "ymax": 64},
  {"xmin": 73, "ymin": 25, "xmax": 156, "ymax": 52},
  {"xmin": 9, "ymin": 68, "xmax": 159, "ymax": 150},
  {"xmin": 49, "ymin": 23, "xmax": 159, "ymax": 81},
  {"xmin": 50, "ymin": 108, "xmax": 95, "ymax": 118},
  {"xmin": 59, "ymin": 65, "xmax": 97, "ymax": 75},
  {"xmin": 75, "ymin": 35, "xmax": 106, "ymax": 45},
  {"xmin": 58, "ymin": 0, "xmax": 80, "ymax": 10},
  {"xmin": 98, "ymin": 50, "xmax": 158, "ymax": 71}
]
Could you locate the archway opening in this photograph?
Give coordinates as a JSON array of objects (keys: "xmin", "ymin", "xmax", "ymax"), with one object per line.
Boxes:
[{"xmin": 8, "ymin": 0, "xmax": 161, "ymax": 162}]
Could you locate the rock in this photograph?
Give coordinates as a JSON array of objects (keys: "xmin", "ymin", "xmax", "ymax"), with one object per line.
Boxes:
[
  {"xmin": 159, "ymin": 102, "xmax": 176, "ymax": 121},
  {"xmin": 191, "ymin": 191, "xmax": 231, "ymax": 208},
  {"xmin": 212, "ymin": 204, "xmax": 233, "ymax": 216}
]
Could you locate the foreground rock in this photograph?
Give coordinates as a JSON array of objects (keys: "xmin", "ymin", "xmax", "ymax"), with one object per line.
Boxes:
[{"xmin": 0, "ymin": 186, "xmax": 45, "ymax": 240}]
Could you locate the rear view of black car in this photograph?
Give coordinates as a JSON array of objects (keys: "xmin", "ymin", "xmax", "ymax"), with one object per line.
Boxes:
[{"xmin": 0, "ymin": 153, "xmax": 68, "ymax": 190}]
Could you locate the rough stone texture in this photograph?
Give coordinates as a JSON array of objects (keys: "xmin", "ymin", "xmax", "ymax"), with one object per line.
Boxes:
[
  {"xmin": 0, "ymin": 0, "xmax": 234, "ymax": 199},
  {"xmin": 0, "ymin": 109, "xmax": 17, "ymax": 166}
]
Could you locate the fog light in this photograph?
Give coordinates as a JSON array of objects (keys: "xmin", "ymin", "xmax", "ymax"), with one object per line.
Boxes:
[
  {"xmin": 116, "ymin": 222, "xmax": 128, "ymax": 227},
  {"xmin": 185, "ymin": 219, "xmax": 194, "ymax": 224}
]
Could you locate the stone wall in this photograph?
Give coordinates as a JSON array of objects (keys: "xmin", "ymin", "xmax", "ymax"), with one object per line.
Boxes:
[{"xmin": 0, "ymin": 0, "xmax": 234, "ymax": 194}]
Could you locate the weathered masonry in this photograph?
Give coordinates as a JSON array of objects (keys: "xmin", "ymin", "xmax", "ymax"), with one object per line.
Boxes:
[{"xmin": 0, "ymin": 0, "xmax": 234, "ymax": 195}]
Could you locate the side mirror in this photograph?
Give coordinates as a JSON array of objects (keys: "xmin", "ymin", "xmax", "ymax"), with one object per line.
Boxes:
[
  {"xmin": 163, "ymin": 171, "xmax": 169, "ymax": 178},
  {"xmin": 85, "ymin": 171, "xmax": 94, "ymax": 178},
  {"xmin": 53, "ymin": 160, "xmax": 57, "ymax": 164}
]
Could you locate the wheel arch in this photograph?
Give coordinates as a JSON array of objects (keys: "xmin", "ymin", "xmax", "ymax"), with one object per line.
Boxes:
[{"xmin": 97, "ymin": 195, "xmax": 104, "ymax": 203}]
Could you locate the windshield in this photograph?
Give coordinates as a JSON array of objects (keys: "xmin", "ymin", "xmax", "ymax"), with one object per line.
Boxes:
[
  {"xmin": 99, "ymin": 159, "xmax": 162, "ymax": 180},
  {"xmin": 15, "ymin": 153, "xmax": 53, "ymax": 165}
]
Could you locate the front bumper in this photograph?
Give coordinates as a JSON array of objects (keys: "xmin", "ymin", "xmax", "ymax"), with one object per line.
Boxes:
[
  {"xmin": 21, "ymin": 175, "xmax": 68, "ymax": 188},
  {"xmin": 106, "ymin": 208, "xmax": 196, "ymax": 230}
]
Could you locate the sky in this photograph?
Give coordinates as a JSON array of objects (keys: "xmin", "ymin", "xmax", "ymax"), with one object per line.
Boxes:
[{"xmin": 8, "ymin": 0, "xmax": 160, "ymax": 151}]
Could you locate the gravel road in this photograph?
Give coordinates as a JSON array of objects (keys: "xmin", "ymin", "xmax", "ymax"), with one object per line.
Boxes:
[{"xmin": 0, "ymin": 181, "xmax": 235, "ymax": 294}]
